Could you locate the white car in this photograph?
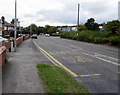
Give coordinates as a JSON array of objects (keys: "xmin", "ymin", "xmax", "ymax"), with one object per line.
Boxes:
[
  {"xmin": 45, "ymin": 34, "xmax": 50, "ymax": 37},
  {"xmin": 0, "ymin": 37, "xmax": 9, "ymax": 43}
]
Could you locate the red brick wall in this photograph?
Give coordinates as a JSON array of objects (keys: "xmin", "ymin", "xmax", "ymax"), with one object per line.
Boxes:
[{"xmin": 0, "ymin": 46, "xmax": 6, "ymax": 67}]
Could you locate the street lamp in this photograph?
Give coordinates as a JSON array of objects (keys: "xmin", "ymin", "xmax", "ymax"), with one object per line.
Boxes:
[
  {"xmin": 77, "ymin": 4, "xmax": 80, "ymax": 31},
  {"xmin": 14, "ymin": 0, "xmax": 17, "ymax": 52}
]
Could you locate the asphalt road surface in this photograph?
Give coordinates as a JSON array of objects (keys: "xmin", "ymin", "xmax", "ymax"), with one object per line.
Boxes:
[{"xmin": 33, "ymin": 35, "xmax": 119, "ymax": 93}]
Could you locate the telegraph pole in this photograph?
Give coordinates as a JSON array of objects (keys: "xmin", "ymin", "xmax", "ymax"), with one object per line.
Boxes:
[
  {"xmin": 77, "ymin": 4, "xmax": 80, "ymax": 31},
  {"xmin": 14, "ymin": 0, "xmax": 17, "ymax": 52},
  {"xmin": 30, "ymin": 24, "xmax": 32, "ymax": 35}
]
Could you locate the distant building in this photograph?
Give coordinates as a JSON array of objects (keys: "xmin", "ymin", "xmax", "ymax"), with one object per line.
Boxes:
[
  {"xmin": 118, "ymin": 1, "xmax": 120, "ymax": 21},
  {"xmin": 57, "ymin": 26, "xmax": 77, "ymax": 32}
]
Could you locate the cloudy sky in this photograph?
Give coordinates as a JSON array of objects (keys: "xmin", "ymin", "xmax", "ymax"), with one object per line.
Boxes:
[{"xmin": 0, "ymin": 0, "xmax": 120, "ymax": 27}]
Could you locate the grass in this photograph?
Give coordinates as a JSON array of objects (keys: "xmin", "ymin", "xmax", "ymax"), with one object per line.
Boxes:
[
  {"xmin": 37, "ymin": 64, "xmax": 91, "ymax": 94},
  {"xmin": 52, "ymin": 33, "xmax": 61, "ymax": 36}
]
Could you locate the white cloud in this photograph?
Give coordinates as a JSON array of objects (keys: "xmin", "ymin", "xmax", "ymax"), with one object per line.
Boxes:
[{"xmin": 0, "ymin": 0, "xmax": 119, "ymax": 27}]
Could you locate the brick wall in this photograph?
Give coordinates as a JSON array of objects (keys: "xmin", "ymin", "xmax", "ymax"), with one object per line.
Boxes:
[{"xmin": 0, "ymin": 46, "xmax": 6, "ymax": 67}]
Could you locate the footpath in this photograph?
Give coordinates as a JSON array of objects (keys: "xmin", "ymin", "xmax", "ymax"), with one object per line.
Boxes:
[{"xmin": 2, "ymin": 39, "xmax": 44, "ymax": 93}]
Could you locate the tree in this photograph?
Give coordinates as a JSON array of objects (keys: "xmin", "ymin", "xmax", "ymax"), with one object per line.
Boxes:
[
  {"xmin": 78, "ymin": 25, "xmax": 87, "ymax": 31},
  {"xmin": 48, "ymin": 26, "xmax": 57, "ymax": 35},
  {"xmin": 45, "ymin": 25, "xmax": 50, "ymax": 34},
  {"xmin": 37, "ymin": 26, "xmax": 46, "ymax": 35},
  {"xmin": 21, "ymin": 27, "xmax": 29, "ymax": 34},
  {"xmin": 105, "ymin": 20, "xmax": 120, "ymax": 34},
  {"xmin": 85, "ymin": 18, "xmax": 99, "ymax": 31},
  {"xmin": 29, "ymin": 24, "xmax": 37, "ymax": 34},
  {"xmin": 45, "ymin": 25, "xmax": 57, "ymax": 35}
]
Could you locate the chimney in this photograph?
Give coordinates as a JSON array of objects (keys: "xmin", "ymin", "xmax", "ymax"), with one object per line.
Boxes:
[
  {"xmin": 1, "ymin": 16, "xmax": 5, "ymax": 24},
  {"xmin": 11, "ymin": 19, "xmax": 15, "ymax": 24}
]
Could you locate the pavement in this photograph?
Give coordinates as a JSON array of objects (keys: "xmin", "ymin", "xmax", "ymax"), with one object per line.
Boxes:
[
  {"xmin": 33, "ymin": 35, "xmax": 119, "ymax": 93},
  {"xmin": 2, "ymin": 39, "xmax": 50, "ymax": 93}
]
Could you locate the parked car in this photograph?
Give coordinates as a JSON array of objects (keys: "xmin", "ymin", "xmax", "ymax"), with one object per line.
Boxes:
[
  {"xmin": 0, "ymin": 37, "xmax": 11, "ymax": 52},
  {"xmin": 31, "ymin": 34, "xmax": 37, "ymax": 39},
  {"xmin": 0, "ymin": 37, "xmax": 9, "ymax": 43},
  {"xmin": 18, "ymin": 34, "xmax": 23, "ymax": 37},
  {"xmin": 45, "ymin": 34, "xmax": 50, "ymax": 37}
]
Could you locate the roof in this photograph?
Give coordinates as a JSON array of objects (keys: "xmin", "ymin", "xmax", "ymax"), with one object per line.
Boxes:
[{"xmin": 2, "ymin": 21, "xmax": 14, "ymax": 27}]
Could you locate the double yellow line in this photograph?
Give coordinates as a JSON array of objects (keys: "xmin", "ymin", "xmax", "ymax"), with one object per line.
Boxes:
[
  {"xmin": 33, "ymin": 41, "xmax": 78, "ymax": 77},
  {"xmin": 33, "ymin": 41, "xmax": 101, "ymax": 78}
]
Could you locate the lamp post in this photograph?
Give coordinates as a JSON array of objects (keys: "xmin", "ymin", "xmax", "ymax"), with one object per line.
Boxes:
[
  {"xmin": 14, "ymin": 0, "xmax": 17, "ymax": 52},
  {"xmin": 118, "ymin": 1, "xmax": 120, "ymax": 21},
  {"xmin": 77, "ymin": 4, "xmax": 80, "ymax": 31}
]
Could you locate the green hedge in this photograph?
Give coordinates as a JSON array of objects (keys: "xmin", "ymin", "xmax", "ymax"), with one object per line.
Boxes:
[
  {"xmin": 60, "ymin": 30, "xmax": 120, "ymax": 46},
  {"xmin": 52, "ymin": 33, "xmax": 61, "ymax": 36},
  {"xmin": 109, "ymin": 36, "xmax": 120, "ymax": 45}
]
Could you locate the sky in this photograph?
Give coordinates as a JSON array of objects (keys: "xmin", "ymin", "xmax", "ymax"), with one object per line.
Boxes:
[{"xmin": 0, "ymin": 0, "xmax": 120, "ymax": 27}]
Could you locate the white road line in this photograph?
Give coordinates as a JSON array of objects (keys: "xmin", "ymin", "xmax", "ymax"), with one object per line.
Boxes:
[
  {"xmin": 83, "ymin": 53, "xmax": 119, "ymax": 66},
  {"xmin": 94, "ymin": 53, "xmax": 118, "ymax": 61}
]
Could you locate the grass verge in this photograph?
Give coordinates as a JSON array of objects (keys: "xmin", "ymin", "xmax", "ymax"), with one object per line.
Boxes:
[
  {"xmin": 37, "ymin": 64, "xmax": 91, "ymax": 94},
  {"xmin": 52, "ymin": 33, "xmax": 61, "ymax": 36}
]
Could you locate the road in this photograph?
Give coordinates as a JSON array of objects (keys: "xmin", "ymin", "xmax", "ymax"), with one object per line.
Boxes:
[{"xmin": 33, "ymin": 35, "xmax": 119, "ymax": 93}]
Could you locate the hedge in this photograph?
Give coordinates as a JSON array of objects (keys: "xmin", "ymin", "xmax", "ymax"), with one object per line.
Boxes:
[{"xmin": 60, "ymin": 30, "xmax": 120, "ymax": 46}]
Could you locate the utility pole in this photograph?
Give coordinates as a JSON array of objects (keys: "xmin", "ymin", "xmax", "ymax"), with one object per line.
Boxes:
[
  {"xmin": 30, "ymin": 25, "xmax": 32, "ymax": 35},
  {"xmin": 77, "ymin": 4, "xmax": 80, "ymax": 31},
  {"xmin": 118, "ymin": 1, "xmax": 120, "ymax": 21},
  {"xmin": 14, "ymin": 0, "xmax": 17, "ymax": 52}
]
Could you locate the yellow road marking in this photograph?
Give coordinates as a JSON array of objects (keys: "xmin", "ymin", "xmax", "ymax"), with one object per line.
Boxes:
[
  {"xmin": 74, "ymin": 56, "xmax": 86, "ymax": 62},
  {"xmin": 79, "ymin": 74, "xmax": 101, "ymax": 77},
  {"xmin": 117, "ymin": 72, "xmax": 120, "ymax": 73},
  {"xmin": 33, "ymin": 42, "xmax": 78, "ymax": 77},
  {"xmin": 34, "ymin": 41, "xmax": 102, "ymax": 78}
]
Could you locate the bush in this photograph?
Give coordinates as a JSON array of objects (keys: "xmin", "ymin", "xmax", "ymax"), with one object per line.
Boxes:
[
  {"xmin": 60, "ymin": 32, "xmax": 67, "ymax": 38},
  {"xmin": 88, "ymin": 36, "xmax": 95, "ymax": 43},
  {"xmin": 109, "ymin": 36, "xmax": 120, "ymax": 46},
  {"xmin": 102, "ymin": 38, "xmax": 109, "ymax": 43},
  {"xmin": 99, "ymin": 31, "xmax": 113, "ymax": 38},
  {"xmin": 60, "ymin": 30, "xmax": 120, "ymax": 46},
  {"xmin": 94, "ymin": 37, "xmax": 103, "ymax": 44},
  {"xmin": 60, "ymin": 31, "xmax": 77, "ymax": 40},
  {"xmin": 76, "ymin": 34, "xmax": 85, "ymax": 41}
]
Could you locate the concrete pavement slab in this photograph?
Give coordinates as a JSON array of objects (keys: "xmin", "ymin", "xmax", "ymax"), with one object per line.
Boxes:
[{"xmin": 2, "ymin": 39, "xmax": 44, "ymax": 93}]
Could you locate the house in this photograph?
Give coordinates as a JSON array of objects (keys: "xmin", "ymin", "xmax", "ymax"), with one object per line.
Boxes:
[
  {"xmin": 1, "ymin": 16, "xmax": 21, "ymax": 37},
  {"xmin": 1, "ymin": 16, "xmax": 14, "ymax": 36}
]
